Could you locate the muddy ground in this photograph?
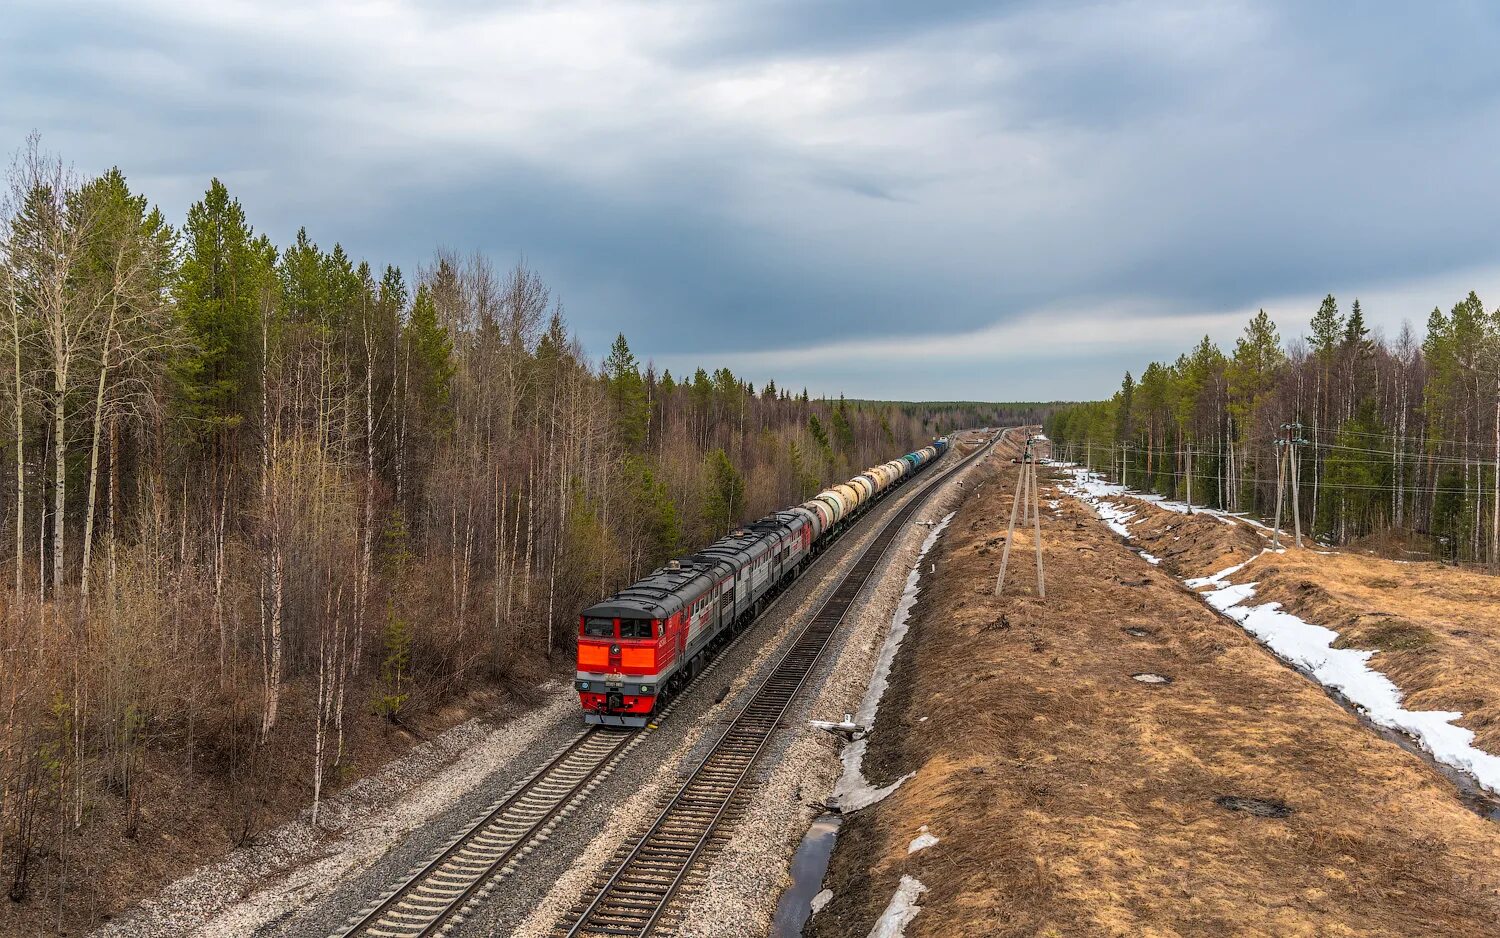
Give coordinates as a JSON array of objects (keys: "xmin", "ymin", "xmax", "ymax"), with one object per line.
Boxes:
[{"xmin": 807, "ymin": 459, "xmax": 1500, "ymax": 937}]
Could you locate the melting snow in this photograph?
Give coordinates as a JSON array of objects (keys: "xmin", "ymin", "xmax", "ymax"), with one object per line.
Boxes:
[
  {"xmin": 811, "ymin": 888, "xmax": 833, "ymax": 914},
  {"xmin": 906, "ymin": 825, "xmax": 939, "ymax": 854},
  {"xmin": 1061, "ymin": 465, "xmax": 1500, "ymax": 797},
  {"xmin": 833, "ymin": 513, "xmax": 955, "ymax": 812},
  {"xmin": 867, "ymin": 875, "xmax": 927, "ymax": 938},
  {"xmin": 1201, "ymin": 573, "xmax": 1500, "ymax": 795}
]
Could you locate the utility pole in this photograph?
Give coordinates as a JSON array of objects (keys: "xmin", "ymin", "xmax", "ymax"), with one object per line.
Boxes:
[
  {"xmin": 996, "ymin": 433, "xmax": 1047, "ymax": 599},
  {"xmin": 1271, "ymin": 422, "xmax": 1307, "ymax": 549}
]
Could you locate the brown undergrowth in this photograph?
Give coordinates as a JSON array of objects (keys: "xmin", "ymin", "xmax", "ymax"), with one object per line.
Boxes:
[
  {"xmin": 808, "ymin": 458, "xmax": 1500, "ymax": 938},
  {"xmin": 0, "ymin": 666, "xmax": 551, "ymax": 938}
]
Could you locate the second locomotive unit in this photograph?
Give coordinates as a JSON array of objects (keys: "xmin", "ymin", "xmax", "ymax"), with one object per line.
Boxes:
[{"xmin": 575, "ymin": 439, "xmax": 948, "ymax": 726}]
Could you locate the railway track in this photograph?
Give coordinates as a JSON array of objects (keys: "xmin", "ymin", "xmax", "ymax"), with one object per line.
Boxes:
[
  {"xmin": 560, "ymin": 432, "xmax": 998, "ymax": 938},
  {"xmin": 333, "ymin": 728, "xmax": 635, "ymax": 938},
  {"xmin": 331, "ymin": 438, "xmax": 988, "ymax": 938}
]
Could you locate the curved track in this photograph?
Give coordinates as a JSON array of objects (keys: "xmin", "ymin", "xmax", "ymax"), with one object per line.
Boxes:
[
  {"xmin": 560, "ymin": 432, "xmax": 999, "ymax": 938},
  {"xmin": 330, "ymin": 438, "xmax": 983, "ymax": 938}
]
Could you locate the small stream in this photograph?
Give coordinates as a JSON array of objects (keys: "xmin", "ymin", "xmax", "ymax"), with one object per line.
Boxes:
[{"xmin": 770, "ymin": 812, "xmax": 843, "ymax": 937}]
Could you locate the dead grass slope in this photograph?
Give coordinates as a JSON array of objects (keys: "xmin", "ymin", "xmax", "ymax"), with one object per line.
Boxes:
[
  {"xmin": 1250, "ymin": 550, "xmax": 1500, "ymax": 753},
  {"xmin": 1115, "ymin": 497, "xmax": 1265, "ymax": 579},
  {"xmin": 1114, "ymin": 493, "xmax": 1500, "ymax": 756},
  {"xmin": 809, "ymin": 461, "xmax": 1500, "ymax": 938}
]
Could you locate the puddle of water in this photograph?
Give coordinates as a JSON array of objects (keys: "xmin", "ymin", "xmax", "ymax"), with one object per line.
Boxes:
[{"xmin": 771, "ymin": 812, "xmax": 843, "ymax": 937}]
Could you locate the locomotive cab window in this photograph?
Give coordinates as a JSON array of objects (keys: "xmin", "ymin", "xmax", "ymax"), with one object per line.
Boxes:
[
  {"xmin": 620, "ymin": 618, "xmax": 653, "ymax": 639},
  {"xmin": 583, "ymin": 617, "xmax": 614, "ymax": 638}
]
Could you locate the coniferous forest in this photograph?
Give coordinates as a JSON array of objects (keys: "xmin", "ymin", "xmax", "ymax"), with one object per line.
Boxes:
[
  {"xmin": 1047, "ymin": 295, "xmax": 1500, "ymax": 565},
  {"xmin": 0, "ymin": 139, "xmax": 1040, "ymax": 921}
]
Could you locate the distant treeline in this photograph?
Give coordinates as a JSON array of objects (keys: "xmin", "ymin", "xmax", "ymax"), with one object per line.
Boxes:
[
  {"xmin": 855, "ymin": 400, "xmax": 1069, "ymax": 434},
  {"xmin": 0, "ymin": 135, "xmax": 990, "ymax": 917},
  {"xmin": 1046, "ymin": 294, "xmax": 1500, "ymax": 565}
]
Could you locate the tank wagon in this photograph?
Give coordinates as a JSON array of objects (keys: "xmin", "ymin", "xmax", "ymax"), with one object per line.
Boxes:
[{"xmin": 576, "ymin": 438, "xmax": 949, "ymax": 725}]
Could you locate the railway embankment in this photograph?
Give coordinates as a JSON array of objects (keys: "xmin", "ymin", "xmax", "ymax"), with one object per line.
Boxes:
[
  {"xmin": 806, "ymin": 457, "xmax": 1500, "ymax": 937},
  {"xmin": 1068, "ymin": 470, "xmax": 1500, "ymax": 795}
]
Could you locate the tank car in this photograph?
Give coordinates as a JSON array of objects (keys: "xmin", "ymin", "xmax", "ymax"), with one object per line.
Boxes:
[{"xmin": 576, "ymin": 438, "xmax": 951, "ymax": 725}]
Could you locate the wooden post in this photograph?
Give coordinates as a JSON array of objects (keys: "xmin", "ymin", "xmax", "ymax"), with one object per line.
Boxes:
[
  {"xmin": 1271, "ymin": 438, "xmax": 1286, "ymax": 550},
  {"xmin": 1290, "ymin": 434, "xmax": 1304, "ymax": 547},
  {"xmin": 997, "ymin": 434, "xmax": 1047, "ymax": 599},
  {"xmin": 995, "ymin": 457, "xmax": 1024, "ymax": 597},
  {"xmin": 1030, "ymin": 454, "xmax": 1045, "ymax": 599}
]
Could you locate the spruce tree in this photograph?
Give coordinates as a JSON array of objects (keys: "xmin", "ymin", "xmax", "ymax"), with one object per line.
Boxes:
[{"xmin": 173, "ymin": 178, "xmax": 272, "ymax": 440}]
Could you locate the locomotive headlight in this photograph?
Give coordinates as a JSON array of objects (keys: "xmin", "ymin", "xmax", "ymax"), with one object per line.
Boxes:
[
  {"xmin": 576, "ymin": 680, "xmax": 591, "ymax": 691},
  {"xmin": 610, "ymin": 644, "xmax": 621, "ymax": 655},
  {"xmin": 639, "ymin": 684, "xmax": 653, "ymax": 694}
]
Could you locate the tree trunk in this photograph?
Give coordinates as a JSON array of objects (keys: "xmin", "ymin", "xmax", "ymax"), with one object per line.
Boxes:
[
  {"xmin": 80, "ymin": 302, "xmax": 119, "ymax": 604},
  {"xmin": 52, "ymin": 348, "xmax": 66, "ymax": 598}
]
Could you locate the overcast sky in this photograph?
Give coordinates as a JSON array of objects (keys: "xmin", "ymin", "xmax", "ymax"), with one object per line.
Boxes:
[{"xmin": 6, "ymin": 1, "xmax": 1500, "ymax": 401}]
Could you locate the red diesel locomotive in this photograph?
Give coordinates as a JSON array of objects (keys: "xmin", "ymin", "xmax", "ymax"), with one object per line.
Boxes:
[{"xmin": 575, "ymin": 439, "xmax": 948, "ymax": 726}]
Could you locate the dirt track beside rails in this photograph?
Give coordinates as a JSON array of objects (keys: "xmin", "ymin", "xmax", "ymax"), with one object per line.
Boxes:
[{"xmin": 808, "ymin": 458, "xmax": 1500, "ymax": 937}]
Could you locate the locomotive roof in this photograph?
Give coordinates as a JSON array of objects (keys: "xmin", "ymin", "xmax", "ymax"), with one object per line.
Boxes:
[{"xmin": 581, "ymin": 512, "xmax": 810, "ymax": 620}]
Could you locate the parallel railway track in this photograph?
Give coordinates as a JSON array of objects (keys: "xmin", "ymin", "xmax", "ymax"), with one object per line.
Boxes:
[
  {"xmin": 560, "ymin": 432, "xmax": 998, "ymax": 938},
  {"xmin": 334, "ymin": 728, "xmax": 635, "ymax": 938},
  {"xmin": 332, "ymin": 436, "xmax": 991, "ymax": 938}
]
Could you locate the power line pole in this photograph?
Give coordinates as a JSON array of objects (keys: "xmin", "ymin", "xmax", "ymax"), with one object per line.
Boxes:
[
  {"xmin": 1271, "ymin": 422, "xmax": 1307, "ymax": 549},
  {"xmin": 996, "ymin": 433, "xmax": 1047, "ymax": 599}
]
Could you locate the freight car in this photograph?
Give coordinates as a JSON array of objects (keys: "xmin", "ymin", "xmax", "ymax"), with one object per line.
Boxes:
[{"xmin": 575, "ymin": 438, "xmax": 949, "ymax": 725}]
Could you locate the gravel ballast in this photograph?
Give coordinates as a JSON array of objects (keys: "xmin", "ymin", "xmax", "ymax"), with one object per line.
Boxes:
[{"xmin": 668, "ymin": 437, "xmax": 996, "ymax": 938}]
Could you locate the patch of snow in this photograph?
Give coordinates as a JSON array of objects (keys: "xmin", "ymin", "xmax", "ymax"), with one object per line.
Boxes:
[
  {"xmin": 809, "ymin": 718, "xmax": 865, "ymax": 740},
  {"xmin": 1061, "ymin": 470, "xmax": 1500, "ymax": 798},
  {"xmin": 1184, "ymin": 555, "xmax": 1264, "ymax": 590},
  {"xmin": 1139, "ymin": 550, "xmax": 1162, "ymax": 565},
  {"xmin": 811, "ymin": 889, "xmax": 833, "ymax": 914},
  {"xmin": 833, "ymin": 513, "xmax": 955, "ymax": 812},
  {"xmin": 867, "ymin": 875, "xmax": 927, "ymax": 938},
  {"xmin": 1060, "ymin": 468, "xmax": 1265, "ymax": 533},
  {"xmin": 1203, "ymin": 579, "xmax": 1500, "ymax": 795},
  {"xmin": 906, "ymin": 825, "xmax": 939, "ymax": 854}
]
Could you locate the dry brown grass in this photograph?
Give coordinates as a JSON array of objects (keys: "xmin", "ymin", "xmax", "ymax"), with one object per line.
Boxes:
[
  {"xmin": 1249, "ymin": 549, "xmax": 1500, "ymax": 753},
  {"xmin": 1112, "ymin": 493, "xmax": 1500, "ymax": 755},
  {"xmin": 1118, "ymin": 498, "xmax": 1266, "ymax": 579},
  {"xmin": 808, "ymin": 459, "xmax": 1500, "ymax": 938}
]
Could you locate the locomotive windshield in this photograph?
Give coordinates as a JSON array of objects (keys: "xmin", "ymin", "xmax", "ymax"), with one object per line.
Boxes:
[
  {"xmin": 583, "ymin": 617, "xmax": 614, "ymax": 637},
  {"xmin": 619, "ymin": 618, "xmax": 653, "ymax": 639}
]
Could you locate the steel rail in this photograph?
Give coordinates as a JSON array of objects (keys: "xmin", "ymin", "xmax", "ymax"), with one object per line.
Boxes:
[
  {"xmin": 329, "ymin": 439, "xmax": 980, "ymax": 938},
  {"xmin": 561, "ymin": 432, "xmax": 998, "ymax": 937}
]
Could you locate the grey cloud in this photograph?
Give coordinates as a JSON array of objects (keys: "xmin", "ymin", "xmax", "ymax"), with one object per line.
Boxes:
[{"xmin": 6, "ymin": 1, "xmax": 1500, "ymax": 399}]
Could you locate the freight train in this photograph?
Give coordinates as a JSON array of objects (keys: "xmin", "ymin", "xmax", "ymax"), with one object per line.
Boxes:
[{"xmin": 575, "ymin": 439, "xmax": 949, "ymax": 726}]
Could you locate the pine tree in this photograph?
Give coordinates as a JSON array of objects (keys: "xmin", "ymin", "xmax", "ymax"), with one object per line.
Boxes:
[
  {"xmin": 603, "ymin": 333, "xmax": 647, "ymax": 450},
  {"xmin": 1310, "ymin": 294, "xmax": 1342, "ymax": 362},
  {"xmin": 831, "ymin": 394, "xmax": 854, "ymax": 452},
  {"xmin": 173, "ymin": 179, "xmax": 272, "ymax": 440}
]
